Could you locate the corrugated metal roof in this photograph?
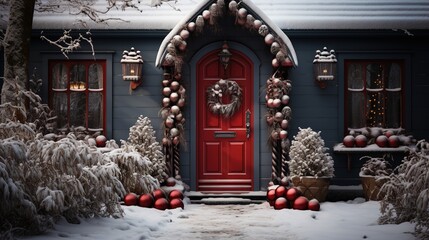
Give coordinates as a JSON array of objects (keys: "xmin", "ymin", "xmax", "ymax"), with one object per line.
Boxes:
[{"xmin": 10, "ymin": 0, "xmax": 429, "ymax": 30}]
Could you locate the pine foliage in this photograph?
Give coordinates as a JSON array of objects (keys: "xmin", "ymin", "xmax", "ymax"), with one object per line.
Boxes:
[
  {"xmin": 379, "ymin": 140, "xmax": 429, "ymax": 239},
  {"xmin": 289, "ymin": 127, "xmax": 334, "ymax": 177},
  {"xmin": 125, "ymin": 116, "xmax": 167, "ymax": 184}
]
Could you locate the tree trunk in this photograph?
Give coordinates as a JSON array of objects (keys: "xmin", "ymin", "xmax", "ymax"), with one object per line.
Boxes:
[{"xmin": 1, "ymin": 0, "xmax": 36, "ymax": 106}]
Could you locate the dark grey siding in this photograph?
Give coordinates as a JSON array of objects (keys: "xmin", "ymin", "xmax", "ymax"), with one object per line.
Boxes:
[{"xmin": 28, "ymin": 29, "xmax": 429, "ymax": 189}]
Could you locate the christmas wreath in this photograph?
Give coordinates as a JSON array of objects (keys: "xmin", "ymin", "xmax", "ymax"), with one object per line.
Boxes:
[{"xmin": 207, "ymin": 79, "xmax": 242, "ymax": 118}]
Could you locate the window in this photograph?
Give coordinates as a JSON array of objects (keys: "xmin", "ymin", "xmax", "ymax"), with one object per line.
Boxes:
[
  {"xmin": 345, "ymin": 60, "xmax": 403, "ymax": 129},
  {"xmin": 49, "ymin": 60, "xmax": 106, "ymax": 133}
]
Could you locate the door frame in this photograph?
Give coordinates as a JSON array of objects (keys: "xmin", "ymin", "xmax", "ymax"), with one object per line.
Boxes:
[{"xmin": 189, "ymin": 41, "xmax": 261, "ymax": 191}]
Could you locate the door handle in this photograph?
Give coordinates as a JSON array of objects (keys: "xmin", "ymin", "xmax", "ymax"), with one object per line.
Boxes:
[{"xmin": 246, "ymin": 109, "xmax": 251, "ymax": 139}]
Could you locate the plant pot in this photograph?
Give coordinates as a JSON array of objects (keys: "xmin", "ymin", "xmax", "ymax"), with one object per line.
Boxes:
[
  {"xmin": 291, "ymin": 176, "xmax": 330, "ymax": 202},
  {"xmin": 360, "ymin": 175, "xmax": 388, "ymax": 201}
]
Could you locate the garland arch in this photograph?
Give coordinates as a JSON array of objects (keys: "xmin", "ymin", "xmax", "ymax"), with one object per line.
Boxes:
[{"xmin": 157, "ymin": 0, "xmax": 297, "ymax": 183}]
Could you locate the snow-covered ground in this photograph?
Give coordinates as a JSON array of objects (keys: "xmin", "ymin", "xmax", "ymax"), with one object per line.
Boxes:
[{"xmin": 20, "ymin": 198, "xmax": 415, "ymax": 240}]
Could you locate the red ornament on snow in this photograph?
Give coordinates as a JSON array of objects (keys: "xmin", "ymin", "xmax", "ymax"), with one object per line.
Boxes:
[
  {"xmin": 385, "ymin": 130, "xmax": 394, "ymax": 138},
  {"xmin": 124, "ymin": 193, "xmax": 138, "ymax": 206},
  {"xmin": 169, "ymin": 190, "xmax": 184, "ymax": 200},
  {"xmin": 274, "ymin": 197, "xmax": 288, "ymax": 210},
  {"xmin": 376, "ymin": 135, "xmax": 389, "ymax": 148},
  {"xmin": 342, "ymin": 135, "xmax": 355, "ymax": 147},
  {"xmin": 152, "ymin": 189, "xmax": 166, "ymax": 200},
  {"xmin": 286, "ymin": 187, "xmax": 301, "ymax": 201},
  {"xmin": 266, "ymin": 189, "xmax": 277, "ymax": 201},
  {"xmin": 293, "ymin": 196, "xmax": 309, "ymax": 210},
  {"xmin": 95, "ymin": 135, "xmax": 107, "ymax": 147},
  {"xmin": 154, "ymin": 198, "xmax": 169, "ymax": 210},
  {"xmin": 388, "ymin": 135, "xmax": 400, "ymax": 148},
  {"xmin": 139, "ymin": 193, "xmax": 154, "ymax": 208},
  {"xmin": 166, "ymin": 177, "xmax": 176, "ymax": 187},
  {"xmin": 308, "ymin": 198, "xmax": 320, "ymax": 211},
  {"xmin": 275, "ymin": 186, "xmax": 287, "ymax": 198},
  {"xmin": 169, "ymin": 198, "xmax": 184, "ymax": 209},
  {"xmin": 355, "ymin": 135, "xmax": 368, "ymax": 148}
]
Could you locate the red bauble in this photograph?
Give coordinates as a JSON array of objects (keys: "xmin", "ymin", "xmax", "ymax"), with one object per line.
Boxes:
[
  {"xmin": 139, "ymin": 193, "xmax": 154, "ymax": 208},
  {"xmin": 293, "ymin": 196, "xmax": 309, "ymax": 210},
  {"xmin": 280, "ymin": 177, "xmax": 291, "ymax": 187},
  {"xmin": 274, "ymin": 197, "xmax": 288, "ymax": 210},
  {"xmin": 385, "ymin": 130, "xmax": 394, "ymax": 138},
  {"xmin": 266, "ymin": 189, "xmax": 277, "ymax": 201},
  {"xmin": 275, "ymin": 186, "xmax": 287, "ymax": 198},
  {"xmin": 166, "ymin": 177, "xmax": 176, "ymax": 187},
  {"xmin": 355, "ymin": 135, "xmax": 368, "ymax": 148},
  {"xmin": 154, "ymin": 198, "xmax": 169, "ymax": 210},
  {"xmin": 169, "ymin": 190, "xmax": 184, "ymax": 200},
  {"xmin": 152, "ymin": 189, "xmax": 166, "ymax": 200},
  {"xmin": 342, "ymin": 135, "xmax": 355, "ymax": 147},
  {"xmin": 388, "ymin": 135, "xmax": 400, "ymax": 148},
  {"xmin": 124, "ymin": 193, "xmax": 138, "ymax": 206},
  {"xmin": 308, "ymin": 198, "xmax": 320, "ymax": 211},
  {"xmin": 169, "ymin": 198, "xmax": 184, "ymax": 209},
  {"xmin": 286, "ymin": 187, "xmax": 301, "ymax": 201},
  {"xmin": 95, "ymin": 135, "xmax": 107, "ymax": 147},
  {"xmin": 376, "ymin": 135, "xmax": 389, "ymax": 148}
]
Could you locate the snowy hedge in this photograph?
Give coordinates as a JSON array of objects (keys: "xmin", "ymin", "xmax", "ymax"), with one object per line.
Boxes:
[{"xmin": 379, "ymin": 140, "xmax": 429, "ymax": 239}]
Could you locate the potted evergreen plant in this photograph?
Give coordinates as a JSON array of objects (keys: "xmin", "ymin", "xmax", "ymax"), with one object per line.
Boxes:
[
  {"xmin": 359, "ymin": 156, "xmax": 392, "ymax": 201},
  {"xmin": 289, "ymin": 127, "xmax": 335, "ymax": 202}
]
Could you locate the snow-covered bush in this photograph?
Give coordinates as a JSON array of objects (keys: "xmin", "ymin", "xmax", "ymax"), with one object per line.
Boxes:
[
  {"xmin": 379, "ymin": 140, "xmax": 429, "ymax": 239},
  {"xmin": 106, "ymin": 142, "xmax": 159, "ymax": 195},
  {"xmin": 359, "ymin": 156, "xmax": 392, "ymax": 177},
  {"xmin": 125, "ymin": 116, "xmax": 167, "ymax": 183},
  {"xmin": 0, "ymin": 134, "xmax": 126, "ymax": 236},
  {"xmin": 288, "ymin": 127, "xmax": 334, "ymax": 177}
]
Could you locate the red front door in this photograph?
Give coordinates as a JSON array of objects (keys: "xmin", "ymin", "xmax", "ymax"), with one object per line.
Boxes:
[{"xmin": 197, "ymin": 49, "xmax": 254, "ymax": 192}]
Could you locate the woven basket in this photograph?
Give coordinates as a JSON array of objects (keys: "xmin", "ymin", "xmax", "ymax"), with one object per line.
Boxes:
[
  {"xmin": 291, "ymin": 176, "xmax": 331, "ymax": 202},
  {"xmin": 360, "ymin": 175, "xmax": 388, "ymax": 201}
]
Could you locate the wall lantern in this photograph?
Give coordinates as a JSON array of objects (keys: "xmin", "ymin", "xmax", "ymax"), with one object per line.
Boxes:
[
  {"xmin": 218, "ymin": 42, "xmax": 232, "ymax": 70},
  {"xmin": 313, "ymin": 47, "xmax": 337, "ymax": 88},
  {"xmin": 121, "ymin": 47, "xmax": 143, "ymax": 90}
]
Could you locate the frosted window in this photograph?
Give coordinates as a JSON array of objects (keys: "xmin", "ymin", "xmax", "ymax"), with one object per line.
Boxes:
[
  {"xmin": 345, "ymin": 60, "xmax": 403, "ymax": 129},
  {"xmin": 49, "ymin": 60, "xmax": 106, "ymax": 133}
]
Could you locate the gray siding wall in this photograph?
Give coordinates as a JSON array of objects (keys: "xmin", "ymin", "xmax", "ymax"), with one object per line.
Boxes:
[{"xmin": 27, "ymin": 29, "xmax": 429, "ymax": 189}]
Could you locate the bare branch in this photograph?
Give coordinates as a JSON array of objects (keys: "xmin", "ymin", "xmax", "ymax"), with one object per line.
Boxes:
[{"xmin": 40, "ymin": 29, "xmax": 94, "ymax": 58}]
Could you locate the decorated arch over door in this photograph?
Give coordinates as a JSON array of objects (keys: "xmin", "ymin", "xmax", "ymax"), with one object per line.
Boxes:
[{"xmin": 155, "ymin": 0, "xmax": 298, "ymax": 186}]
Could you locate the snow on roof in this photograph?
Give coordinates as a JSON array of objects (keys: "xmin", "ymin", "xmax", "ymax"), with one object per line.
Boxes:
[{"xmin": 25, "ymin": 0, "xmax": 429, "ymax": 30}]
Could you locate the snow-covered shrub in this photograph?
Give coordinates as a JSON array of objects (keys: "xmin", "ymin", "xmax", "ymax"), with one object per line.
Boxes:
[
  {"xmin": 0, "ymin": 139, "xmax": 51, "ymax": 236},
  {"xmin": 125, "ymin": 116, "xmax": 167, "ymax": 183},
  {"xmin": 106, "ymin": 142, "xmax": 159, "ymax": 195},
  {"xmin": 24, "ymin": 134, "xmax": 125, "ymax": 219},
  {"xmin": 288, "ymin": 127, "xmax": 334, "ymax": 177},
  {"xmin": 379, "ymin": 140, "xmax": 429, "ymax": 239},
  {"xmin": 359, "ymin": 156, "xmax": 392, "ymax": 177}
]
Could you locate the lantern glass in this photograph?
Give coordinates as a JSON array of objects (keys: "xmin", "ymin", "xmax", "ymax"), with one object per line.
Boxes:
[
  {"xmin": 122, "ymin": 62, "xmax": 143, "ymax": 81},
  {"xmin": 314, "ymin": 62, "xmax": 336, "ymax": 81},
  {"xmin": 218, "ymin": 42, "xmax": 232, "ymax": 69}
]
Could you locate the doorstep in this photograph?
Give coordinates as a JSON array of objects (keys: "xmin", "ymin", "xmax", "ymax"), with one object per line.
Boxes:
[
  {"xmin": 186, "ymin": 185, "xmax": 364, "ymax": 204},
  {"xmin": 186, "ymin": 191, "xmax": 267, "ymax": 205}
]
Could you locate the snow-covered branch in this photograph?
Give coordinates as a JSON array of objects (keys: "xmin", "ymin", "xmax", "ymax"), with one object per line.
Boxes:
[{"xmin": 40, "ymin": 30, "xmax": 94, "ymax": 58}]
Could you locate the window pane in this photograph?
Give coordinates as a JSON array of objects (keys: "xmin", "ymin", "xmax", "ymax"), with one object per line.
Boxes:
[
  {"xmin": 348, "ymin": 92, "xmax": 365, "ymax": 128},
  {"xmin": 386, "ymin": 63, "xmax": 401, "ymax": 89},
  {"xmin": 386, "ymin": 92, "xmax": 401, "ymax": 128},
  {"xmin": 70, "ymin": 64, "xmax": 86, "ymax": 90},
  {"xmin": 89, "ymin": 64, "xmax": 103, "ymax": 89},
  {"xmin": 53, "ymin": 92, "xmax": 68, "ymax": 129},
  {"xmin": 366, "ymin": 63, "xmax": 384, "ymax": 89},
  {"xmin": 347, "ymin": 64, "xmax": 364, "ymax": 89},
  {"xmin": 52, "ymin": 63, "xmax": 68, "ymax": 89},
  {"xmin": 367, "ymin": 92, "xmax": 385, "ymax": 127},
  {"xmin": 70, "ymin": 92, "xmax": 86, "ymax": 127},
  {"xmin": 88, "ymin": 92, "xmax": 103, "ymax": 129}
]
